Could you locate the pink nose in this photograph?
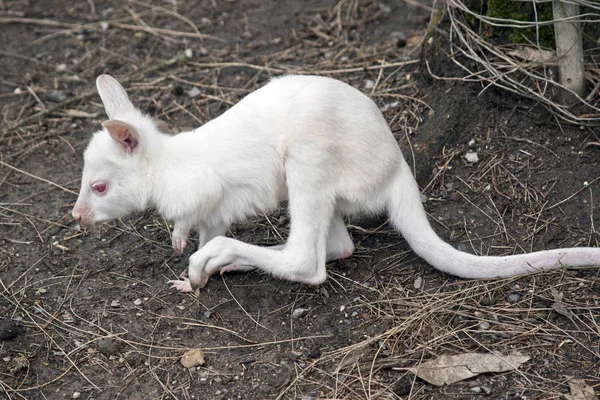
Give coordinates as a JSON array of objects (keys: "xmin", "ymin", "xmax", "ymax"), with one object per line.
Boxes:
[{"xmin": 72, "ymin": 206, "xmax": 87, "ymax": 225}]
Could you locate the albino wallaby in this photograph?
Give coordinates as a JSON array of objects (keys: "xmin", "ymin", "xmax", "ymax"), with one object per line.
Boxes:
[{"xmin": 72, "ymin": 74, "xmax": 600, "ymax": 294}]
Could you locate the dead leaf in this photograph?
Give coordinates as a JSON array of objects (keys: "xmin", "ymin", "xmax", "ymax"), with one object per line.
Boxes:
[
  {"xmin": 552, "ymin": 301, "xmax": 576, "ymax": 319},
  {"xmin": 407, "ymin": 35, "xmax": 423, "ymax": 47},
  {"xmin": 9, "ymin": 354, "xmax": 28, "ymax": 374},
  {"xmin": 334, "ymin": 345, "xmax": 370, "ymax": 372},
  {"xmin": 508, "ymin": 46, "xmax": 555, "ymax": 63},
  {"xmin": 551, "ymin": 288, "xmax": 576, "ymax": 320},
  {"xmin": 409, "ymin": 353, "xmax": 530, "ymax": 386},
  {"xmin": 180, "ymin": 349, "xmax": 205, "ymax": 368},
  {"xmin": 565, "ymin": 379, "xmax": 598, "ymax": 400}
]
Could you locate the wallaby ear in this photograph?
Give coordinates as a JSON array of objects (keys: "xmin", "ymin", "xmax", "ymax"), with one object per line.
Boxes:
[
  {"xmin": 96, "ymin": 75, "xmax": 135, "ymax": 119},
  {"xmin": 102, "ymin": 120, "xmax": 140, "ymax": 153}
]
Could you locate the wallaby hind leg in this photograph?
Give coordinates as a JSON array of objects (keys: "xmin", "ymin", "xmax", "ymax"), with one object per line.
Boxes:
[
  {"xmin": 325, "ymin": 213, "xmax": 354, "ymax": 261},
  {"xmin": 262, "ymin": 212, "xmax": 353, "ymax": 261},
  {"xmin": 170, "ymin": 180, "xmax": 336, "ymax": 292},
  {"xmin": 189, "ymin": 211, "xmax": 353, "ymax": 280},
  {"xmin": 198, "ymin": 222, "xmax": 228, "ymax": 249}
]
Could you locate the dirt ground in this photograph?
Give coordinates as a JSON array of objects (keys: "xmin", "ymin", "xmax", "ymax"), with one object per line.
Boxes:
[{"xmin": 1, "ymin": 1, "xmax": 599, "ymax": 399}]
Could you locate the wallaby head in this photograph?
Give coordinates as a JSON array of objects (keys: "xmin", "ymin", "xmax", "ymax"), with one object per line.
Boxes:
[{"xmin": 72, "ymin": 75, "xmax": 161, "ymax": 226}]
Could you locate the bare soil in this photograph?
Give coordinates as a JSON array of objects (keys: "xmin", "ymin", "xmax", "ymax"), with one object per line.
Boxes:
[{"xmin": 1, "ymin": 1, "xmax": 599, "ymax": 399}]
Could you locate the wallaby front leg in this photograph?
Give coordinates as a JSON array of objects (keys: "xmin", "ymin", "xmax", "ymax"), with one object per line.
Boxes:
[{"xmin": 172, "ymin": 221, "xmax": 192, "ymax": 254}]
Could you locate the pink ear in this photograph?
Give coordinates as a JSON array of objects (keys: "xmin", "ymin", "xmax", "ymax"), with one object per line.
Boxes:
[{"xmin": 102, "ymin": 120, "xmax": 139, "ymax": 153}]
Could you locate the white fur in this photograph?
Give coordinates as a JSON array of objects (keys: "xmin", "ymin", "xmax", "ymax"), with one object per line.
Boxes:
[{"xmin": 72, "ymin": 74, "xmax": 600, "ymax": 293}]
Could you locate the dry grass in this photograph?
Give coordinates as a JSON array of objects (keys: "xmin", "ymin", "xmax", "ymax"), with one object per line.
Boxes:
[
  {"xmin": 0, "ymin": 1, "xmax": 599, "ymax": 399},
  {"xmin": 429, "ymin": 0, "xmax": 600, "ymax": 126}
]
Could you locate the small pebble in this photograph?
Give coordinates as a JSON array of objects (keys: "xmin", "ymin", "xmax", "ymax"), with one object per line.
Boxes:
[
  {"xmin": 308, "ymin": 348, "xmax": 321, "ymax": 359},
  {"xmin": 479, "ymin": 297, "xmax": 495, "ymax": 306},
  {"xmin": 479, "ymin": 321, "xmax": 491, "ymax": 330},
  {"xmin": 43, "ymin": 91, "xmax": 68, "ymax": 103},
  {"xmin": 110, "ymin": 300, "xmax": 120, "ymax": 307},
  {"xmin": 292, "ymin": 308, "xmax": 309, "ymax": 319},
  {"xmin": 172, "ymin": 85, "xmax": 184, "ymax": 96},
  {"xmin": 184, "ymin": 48, "xmax": 193, "ymax": 58},
  {"xmin": 286, "ymin": 351, "xmax": 301, "ymax": 362},
  {"xmin": 449, "ymin": 192, "xmax": 461, "ymax": 202},
  {"xmin": 413, "ymin": 276, "xmax": 423, "ymax": 289},
  {"xmin": 133, "ymin": 298, "xmax": 142, "ymax": 306},
  {"xmin": 465, "ymin": 152, "xmax": 479, "ymax": 163},
  {"xmin": 187, "ymin": 87, "xmax": 201, "ymax": 98},
  {"xmin": 181, "ymin": 349, "xmax": 205, "ymax": 368},
  {"xmin": 96, "ymin": 338, "xmax": 123, "ymax": 355},
  {"xmin": 364, "ymin": 79, "xmax": 375, "ymax": 89},
  {"xmin": 393, "ymin": 377, "xmax": 412, "ymax": 396},
  {"xmin": 72, "ymin": 392, "xmax": 81, "ymax": 399},
  {"xmin": 389, "ymin": 31, "xmax": 407, "ymax": 48},
  {"xmin": 507, "ymin": 293, "xmax": 521, "ymax": 302},
  {"xmin": 0, "ymin": 321, "xmax": 19, "ymax": 340},
  {"xmin": 62, "ymin": 312, "xmax": 75, "ymax": 323}
]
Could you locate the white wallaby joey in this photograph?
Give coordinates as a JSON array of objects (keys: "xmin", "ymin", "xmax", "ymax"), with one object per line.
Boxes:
[{"xmin": 73, "ymin": 74, "xmax": 600, "ymax": 294}]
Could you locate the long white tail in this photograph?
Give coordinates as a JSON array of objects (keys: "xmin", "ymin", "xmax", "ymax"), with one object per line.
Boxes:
[{"xmin": 387, "ymin": 159, "xmax": 600, "ymax": 278}]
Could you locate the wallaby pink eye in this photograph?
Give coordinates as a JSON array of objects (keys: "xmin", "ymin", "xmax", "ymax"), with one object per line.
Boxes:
[{"xmin": 91, "ymin": 181, "xmax": 107, "ymax": 194}]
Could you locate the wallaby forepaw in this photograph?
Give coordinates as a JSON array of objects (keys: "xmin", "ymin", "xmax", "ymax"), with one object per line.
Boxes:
[
  {"xmin": 168, "ymin": 278, "xmax": 194, "ymax": 293},
  {"xmin": 172, "ymin": 236, "xmax": 187, "ymax": 254}
]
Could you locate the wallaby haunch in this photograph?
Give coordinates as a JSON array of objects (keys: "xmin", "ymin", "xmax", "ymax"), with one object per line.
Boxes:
[{"xmin": 72, "ymin": 74, "xmax": 600, "ymax": 294}]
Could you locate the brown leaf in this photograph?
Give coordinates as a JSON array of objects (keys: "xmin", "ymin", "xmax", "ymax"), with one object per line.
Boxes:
[
  {"xmin": 551, "ymin": 288, "xmax": 576, "ymax": 320},
  {"xmin": 507, "ymin": 46, "xmax": 555, "ymax": 63},
  {"xmin": 409, "ymin": 353, "xmax": 530, "ymax": 386},
  {"xmin": 565, "ymin": 379, "xmax": 598, "ymax": 400},
  {"xmin": 180, "ymin": 349, "xmax": 205, "ymax": 368}
]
